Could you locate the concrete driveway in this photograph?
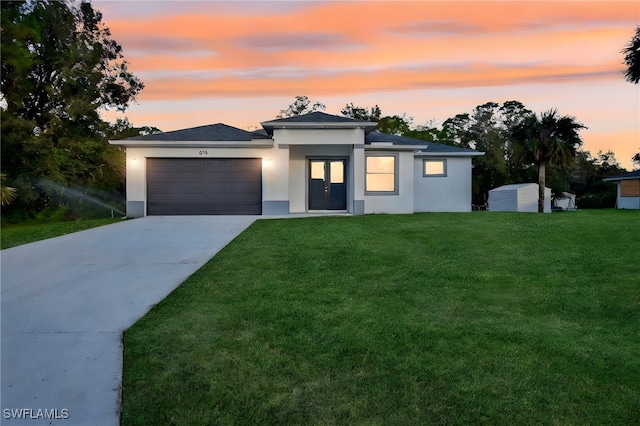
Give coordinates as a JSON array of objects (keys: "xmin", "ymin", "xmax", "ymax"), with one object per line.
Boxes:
[{"xmin": 1, "ymin": 216, "xmax": 256, "ymax": 425}]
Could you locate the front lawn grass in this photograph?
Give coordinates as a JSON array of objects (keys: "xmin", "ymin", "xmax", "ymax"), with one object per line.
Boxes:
[
  {"xmin": 122, "ymin": 210, "xmax": 640, "ymax": 425},
  {"xmin": 0, "ymin": 217, "xmax": 122, "ymax": 249}
]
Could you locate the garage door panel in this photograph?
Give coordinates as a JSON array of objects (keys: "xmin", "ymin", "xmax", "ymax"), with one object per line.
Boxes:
[
  {"xmin": 206, "ymin": 183, "xmax": 234, "ymax": 194},
  {"xmin": 234, "ymin": 182, "xmax": 261, "ymax": 193},
  {"xmin": 147, "ymin": 158, "xmax": 262, "ymax": 215},
  {"xmin": 233, "ymin": 173, "xmax": 260, "ymax": 183}
]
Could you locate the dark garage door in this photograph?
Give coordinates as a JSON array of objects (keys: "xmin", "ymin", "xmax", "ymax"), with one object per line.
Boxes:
[{"xmin": 147, "ymin": 158, "xmax": 262, "ymax": 215}]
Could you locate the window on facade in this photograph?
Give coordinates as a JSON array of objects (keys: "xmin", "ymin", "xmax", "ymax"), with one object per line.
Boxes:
[
  {"xmin": 366, "ymin": 155, "xmax": 396, "ymax": 193},
  {"xmin": 423, "ymin": 159, "xmax": 447, "ymax": 177}
]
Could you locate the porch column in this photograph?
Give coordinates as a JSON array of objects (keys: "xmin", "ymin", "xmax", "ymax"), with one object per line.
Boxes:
[{"xmin": 353, "ymin": 144, "xmax": 365, "ymax": 215}]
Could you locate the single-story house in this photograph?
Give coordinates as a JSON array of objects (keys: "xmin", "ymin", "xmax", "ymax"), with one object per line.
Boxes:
[
  {"xmin": 488, "ymin": 183, "xmax": 552, "ymax": 213},
  {"xmin": 603, "ymin": 170, "xmax": 640, "ymax": 209},
  {"xmin": 552, "ymin": 192, "xmax": 577, "ymax": 210},
  {"xmin": 110, "ymin": 112, "xmax": 483, "ymax": 217}
]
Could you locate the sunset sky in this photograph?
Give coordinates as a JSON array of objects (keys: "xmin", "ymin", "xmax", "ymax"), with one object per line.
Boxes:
[{"xmin": 95, "ymin": 0, "xmax": 640, "ymax": 169}]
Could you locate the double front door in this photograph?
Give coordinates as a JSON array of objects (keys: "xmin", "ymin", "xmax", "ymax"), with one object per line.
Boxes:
[{"xmin": 309, "ymin": 159, "xmax": 347, "ymax": 210}]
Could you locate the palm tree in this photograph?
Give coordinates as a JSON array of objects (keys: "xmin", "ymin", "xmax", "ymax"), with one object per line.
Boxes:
[
  {"xmin": 511, "ymin": 110, "xmax": 586, "ymax": 212},
  {"xmin": 1, "ymin": 173, "xmax": 17, "ymax": 206},
  {"xmin": 622, "ymin": 26, "xmax": 640, "ymax": 84}
]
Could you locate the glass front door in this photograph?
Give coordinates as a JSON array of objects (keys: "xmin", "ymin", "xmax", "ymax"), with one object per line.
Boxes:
[{"xmin": 309, "ymin": 159, "xmax": 346, "ymax": 210}]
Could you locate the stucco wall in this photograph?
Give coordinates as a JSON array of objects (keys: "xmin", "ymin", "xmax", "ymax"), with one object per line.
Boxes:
[
  {"xmin": 274, "ymin": 128, "xmax": 365, "ymax": 146},
  {"xmin": 123, "ymin": 146, "xmax": 281, "ymax": 217},
  {"xmin": 413, "ymin": 157, "xmax": 472, "ymax": 212},
  {"xmin": 364, "ymin": 151, "xmax": 414, "ymax": 214}
]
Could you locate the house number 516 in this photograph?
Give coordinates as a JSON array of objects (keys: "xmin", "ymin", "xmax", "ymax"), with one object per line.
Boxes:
[{"xmin": 199, "ymin": 150, "xmax": 208, "ymax": 156}]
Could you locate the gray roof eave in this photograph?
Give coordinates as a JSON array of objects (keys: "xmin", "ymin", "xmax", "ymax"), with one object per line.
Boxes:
[
  {"xmin": 415, "ymin": 150, "xmax": 485, "ymax": 157},
  {"xmin": 602, "ymin": 170, "xmax": 640, "ymax": 181},
  {"xmin": 365, "ymin": 145, "xmax": 428, "ymax": 151}
]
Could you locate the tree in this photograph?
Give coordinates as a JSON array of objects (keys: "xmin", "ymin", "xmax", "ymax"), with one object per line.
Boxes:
[
  {"xmin": 511, "ymin": 109, "xmax": 587, "ymax": 212},
  {"xmin": 376, "ymin": 114, "xmax": 413, "ymax": 135},
  {"xmin": 622, "ymin": 26, "xmax": 640, "ymax": 84},
  {"xmin": 632, "ymin": 151, "xmax": 640, "ymax": 170},
  {"xmin": 1, "ymin": 0, "xmax": 144, "ymax": 219},
  {"xmin": 109, "ymin": 118, "xmax": 161, "ymax": 139},
  {"xmin": 340, "ymin": 103, "xmax": 381, "ymax": 121},
  {"xmin": 1, "ymin": 173, "xmax": 17, "ymax": 206},
  {"xmin": 277, "ymin": 95, "xmax": 325, "ymax": 118},
  {"xmin": 439, "ymin": 114, "xmax": 473, "ymax": 147}
]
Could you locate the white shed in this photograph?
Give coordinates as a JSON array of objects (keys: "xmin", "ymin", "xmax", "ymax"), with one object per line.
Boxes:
[{"xmin": 488, "ymin": 183, "xmax": 552, "ymax": 213}]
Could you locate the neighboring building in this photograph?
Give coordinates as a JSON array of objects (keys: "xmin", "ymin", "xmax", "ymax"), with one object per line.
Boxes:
[
  {"xmin": 553, "ymin": 192, "xmax": 577, "ymax": 210},
  {"xmin": 488, "ymin": 183, "xmax": 552, "ymax": 213},
  {"xmin": 110, "ymin": 112, "xmax": 483, "ymax": 217},
  {"xmin": 603, "ymin": 170, "xmax": 640, "ymax": 209}
]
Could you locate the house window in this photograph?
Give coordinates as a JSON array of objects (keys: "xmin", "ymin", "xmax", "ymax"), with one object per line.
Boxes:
[
  {"xmin": 366, "ymin": 154, "xmax": 397, "ymax": 194},
  {"xmin": 423, "ymin": 159, "xmax": 447, "ymax": 177}
]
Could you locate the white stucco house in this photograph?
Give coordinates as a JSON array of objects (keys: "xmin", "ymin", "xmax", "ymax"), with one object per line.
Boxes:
[
  {"xmin": 603, "ymin": 170, "xmax": 640, "ymax": 209},
  {"xmin": 110, "ymin": 112, "xmax": 483, "ymax": 217},
  {"xmin": 488, "ymin": 183, "xmax": 552, "ymax": 213}
]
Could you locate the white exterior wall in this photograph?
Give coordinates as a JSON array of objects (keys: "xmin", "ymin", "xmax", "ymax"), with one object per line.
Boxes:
[
  {"xmin": 364, "ymin": 151, "xmax": 414, "ymax": 214},
  {"xmin": 124, "ymin": 145, "xmax": 280, "ymax": 216},
  {"xmin": 413, "ymin": 157, "xmax": 472, "ymax": 212},
  {"xmin": 274, "ymin": 128, "xmax": 364, "ymax": 146}
]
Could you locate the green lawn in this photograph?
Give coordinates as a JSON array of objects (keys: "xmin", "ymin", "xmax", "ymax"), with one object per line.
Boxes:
[
  {"xmin": 122, "ymin": 210, "xmax": 640, "ymax": 425},
  {"xmin": 0, "ymin": 217, "xmax": 123, "ymax": 249}
]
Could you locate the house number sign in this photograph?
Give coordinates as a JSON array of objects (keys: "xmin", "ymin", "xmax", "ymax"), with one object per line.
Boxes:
[{"xmin": 198, "ymin": 150, "xmax": 209, "ymax": 156}]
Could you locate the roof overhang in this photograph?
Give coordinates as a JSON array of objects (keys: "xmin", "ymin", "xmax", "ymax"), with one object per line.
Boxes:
[
  {"xmin": 261, "ymin": 120, "xmax": 378, "ymax": 135},
  {"xmin": 603, "ymin": 175, "xmax": 640, "ymax": 182},
  {"xmin": 109, "ymin": 139, "xmax": 274, "ymax": 148},
  {"xmin": 414, "ymin": 151, "xmax": 485, "ymax": 157},
  {"xmin": 365, "ymin": 144, "xmax": 428, "ymax": 151}
]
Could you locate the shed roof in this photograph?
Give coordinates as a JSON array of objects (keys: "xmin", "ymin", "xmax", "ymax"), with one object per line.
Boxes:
[
  {"xmin": 490, "ymin": 183, "xmax": 551, "ymax": 192},
  {"xmin": 602, "ymin": 170, "xmax": 640, "ymax": 182}
]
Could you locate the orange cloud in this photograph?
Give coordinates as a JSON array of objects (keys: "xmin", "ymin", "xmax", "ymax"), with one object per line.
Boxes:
[
  {"xmin": 134, "ymin": 61, "xmax": 621, "ymax": 101},
  {"xmin": 100, "ymin": 0, "xmax": 638, "ymax": 101}
]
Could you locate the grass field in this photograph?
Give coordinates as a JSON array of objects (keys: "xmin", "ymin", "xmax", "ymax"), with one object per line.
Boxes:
[
  {"xmin": 0, "ymin": 217, "xmax": 123, "ymax": 249},
  {"xmin": 122, "ymin": 210, "xmax": 639, "ymax": 425}
]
